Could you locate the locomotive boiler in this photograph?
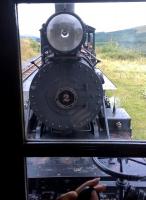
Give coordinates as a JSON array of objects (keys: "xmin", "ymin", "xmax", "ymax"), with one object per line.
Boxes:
[{"xmin": 26, "ymin": 3, "xmax": 131, "ymax": 140}]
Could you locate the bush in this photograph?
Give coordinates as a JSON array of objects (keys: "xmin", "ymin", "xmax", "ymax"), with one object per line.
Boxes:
[
  {"xmin": 96, "ymin": 42, "xmax": 145, "ymax": 60},
  {"xmin": 20, "ymin": 38, "xmax": 40, "ymax": 61}
]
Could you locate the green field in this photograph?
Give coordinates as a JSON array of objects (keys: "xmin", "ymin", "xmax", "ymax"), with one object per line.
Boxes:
[{"xmin": 96, "ymin": 43, "xmax": 146, "ymax": 140}]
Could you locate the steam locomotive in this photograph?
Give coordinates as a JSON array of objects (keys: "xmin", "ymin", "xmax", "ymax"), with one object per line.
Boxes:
[{"xmin": 26, "ymin": 3, "xmax": 131, "ymax": 140}]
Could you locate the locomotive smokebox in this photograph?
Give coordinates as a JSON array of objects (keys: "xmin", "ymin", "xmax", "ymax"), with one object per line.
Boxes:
[
  {"xmin": 29, "ymin": 59, "xmax": 103, "ymax": 131},
  {"xmin": 55, "ymin": 3, "xmax": 75, "ymax": 13}
]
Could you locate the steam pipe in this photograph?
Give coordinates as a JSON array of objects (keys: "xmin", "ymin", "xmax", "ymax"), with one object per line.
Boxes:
[{"xmin": 55, "ymin": 3, "xmax": 75, "ymax": 13}]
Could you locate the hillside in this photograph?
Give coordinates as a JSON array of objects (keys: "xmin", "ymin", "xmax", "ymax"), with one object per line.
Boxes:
[{"xmin": 95, "ymin": 25, "xmax": 146, "ymax": 53}]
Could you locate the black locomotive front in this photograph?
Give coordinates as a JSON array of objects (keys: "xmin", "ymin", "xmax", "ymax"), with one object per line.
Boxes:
[{"xmin": 29, "ymin": 11, "xmax": 104, "ymax": 133}]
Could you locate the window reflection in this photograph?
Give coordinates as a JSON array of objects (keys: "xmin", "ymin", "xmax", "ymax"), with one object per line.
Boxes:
[{"xmin": 27, "ymin": 157, "xmax": 146, "ymax": 200}]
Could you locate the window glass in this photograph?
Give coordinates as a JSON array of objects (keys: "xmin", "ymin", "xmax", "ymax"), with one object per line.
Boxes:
[
  {"xmin": 26, "ymin": 157, "xmax": 146, "ymax": 200},
  {"xmin": 18, "ymin": 3, "xmax": 146, "ymax": 141}
]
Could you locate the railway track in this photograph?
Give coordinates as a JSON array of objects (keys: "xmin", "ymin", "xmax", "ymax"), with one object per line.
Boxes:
[{"xmin": 22, "ymin": 56, "xmax": 42, "ymax": 81}]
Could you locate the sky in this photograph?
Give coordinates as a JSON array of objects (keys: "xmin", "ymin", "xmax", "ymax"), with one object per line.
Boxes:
[{"xmin": 18, "ymin": 2, "xmax": 146, "ymax": 37}]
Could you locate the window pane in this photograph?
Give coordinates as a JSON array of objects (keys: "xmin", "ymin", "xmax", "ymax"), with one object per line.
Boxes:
[
  {"xmin": 26, "ymin": 157, "xmax": 146, "ymax": 200},
  {"xmin": 18, "ymin": 3, "xmax": 146, "ymax": 141}
]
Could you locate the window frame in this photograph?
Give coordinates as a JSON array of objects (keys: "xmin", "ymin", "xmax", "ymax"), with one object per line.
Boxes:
[
  {"xmin": 16, "ymin": 0, "xmax": 146, "ymax": 157},
  {"xmin": 2, "ymin": 0, "xmax": 146, "ymax": 199},
  {"xmin": 4, "ymin": 0, "xmax": 146, "ymax": 157}
]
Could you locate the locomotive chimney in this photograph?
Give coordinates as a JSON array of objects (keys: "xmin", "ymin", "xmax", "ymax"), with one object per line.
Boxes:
[{"xmin": 55, "ymin": 3, "xmax": 75, "ymax": 13}]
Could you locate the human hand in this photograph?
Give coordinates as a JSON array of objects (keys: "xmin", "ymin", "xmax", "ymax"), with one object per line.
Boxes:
[{"xmin": 57, "ymin": 178, "xmax": 106, "ymax": 200}]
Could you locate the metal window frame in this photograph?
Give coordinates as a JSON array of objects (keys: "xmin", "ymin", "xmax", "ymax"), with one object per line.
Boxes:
[
  {"xmin": 2, "ymin": 0, "xmax": 146, "ymax": 199},
  {"xmin": 9, "ymin": 0, "xmax": 146, "ymax": 157}
]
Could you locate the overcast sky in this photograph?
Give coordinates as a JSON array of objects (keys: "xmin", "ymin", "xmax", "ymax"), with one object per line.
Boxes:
[{"xmin": 18, "ymin": 2, "xmax": 146, "ymax": 37}]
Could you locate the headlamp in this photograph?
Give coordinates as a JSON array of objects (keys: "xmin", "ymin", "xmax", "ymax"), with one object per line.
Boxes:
[{"xmin": 46, "ymin": 13, "xmax": 85, "ymax": 53}]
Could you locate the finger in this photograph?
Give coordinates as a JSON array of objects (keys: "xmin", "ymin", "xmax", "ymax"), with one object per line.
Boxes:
[
  {"xmin": 75, "ymin": 178, "xmax": 100, "ymax": 194},
  {"xmin": 90, "ymin": 190, "xmax": 100, "ymax": 200},
  {"xmin": 57, "ymin": 191, "xmax": 78, "ymax": 200},
  {"xmin": 94, "ymin": 184, "xmax": 106, "ymax": 193}
]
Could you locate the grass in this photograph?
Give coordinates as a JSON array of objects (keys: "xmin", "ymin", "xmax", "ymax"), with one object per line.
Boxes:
[{"xmin": 96, "ymin": 43, "xmax": 146, "ymax": 140}]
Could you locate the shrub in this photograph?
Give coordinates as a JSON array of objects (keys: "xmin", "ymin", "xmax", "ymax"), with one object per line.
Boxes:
[
  {"xmin": 96, "ymin": 42, "xmax": 145, "ymax": 60},
  {"xmin": 20, "ymin": 38, "xmax": 40, "ymax": 61}
]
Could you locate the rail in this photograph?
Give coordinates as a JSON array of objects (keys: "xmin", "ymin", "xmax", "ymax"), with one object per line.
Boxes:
[{"xmin": 22, "ymin": 56, "xmax": 42, "ymax": 81}]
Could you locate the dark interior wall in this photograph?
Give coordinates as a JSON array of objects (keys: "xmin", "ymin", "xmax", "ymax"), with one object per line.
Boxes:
[{"xmin": 1, "ymin": 1, "xmax": 25, "ymax": 199}]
